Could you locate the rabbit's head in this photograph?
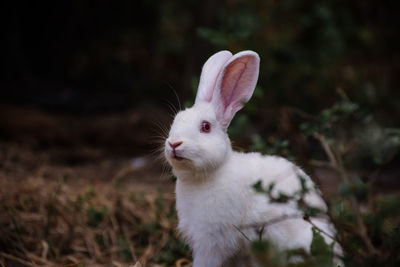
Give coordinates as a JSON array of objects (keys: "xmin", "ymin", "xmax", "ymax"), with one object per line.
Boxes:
[{"xmin": 165, "ymin": 50, "xmax": 260, "ymax": 173}]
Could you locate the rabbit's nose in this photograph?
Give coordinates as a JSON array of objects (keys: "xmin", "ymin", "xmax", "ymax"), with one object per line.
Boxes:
[{"xmin": 169, "ymin": 141, "xmax": 182, "ymax": 149}]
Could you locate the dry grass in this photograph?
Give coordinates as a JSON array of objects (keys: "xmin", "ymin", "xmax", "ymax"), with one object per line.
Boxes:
[
  {"xmin": 0, "ymin": 176, "xmax": 191, "ymax": 267},
  {"xmin": 0, "ymin": 142, "xmax": 189, "ymax": 267}
]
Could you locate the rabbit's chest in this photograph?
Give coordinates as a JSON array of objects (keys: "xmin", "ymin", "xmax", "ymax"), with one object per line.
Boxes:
[{"xmin": 176, "ymin": 178, "xmax": 249, "ymax": 230}]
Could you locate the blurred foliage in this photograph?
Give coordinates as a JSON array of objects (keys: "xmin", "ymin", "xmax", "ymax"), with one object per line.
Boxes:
[
  {"xmin": 300, "ymin": 101, "xmax": 360, "ymax": 137},
  {"xmin": 197, "ymin": 0, "xmax": 399, "ymax": 119},
  {"xmin": 193, "ymin": 0, "xmax": 400, "ymax": 169},
  {"xmin": 250, "ymin": 135, "xmax": 292, "ymax": 159},
  {"xmin": 3, "ymin": 0, "xmax": 400, "ymax": 119},
  {"xmin": 299, "ymin": 97, "xmax": 400, "ymax": 169},
  {"xmin": 247, "ymin": 99, "xmax": 400, "ymax": 266}
]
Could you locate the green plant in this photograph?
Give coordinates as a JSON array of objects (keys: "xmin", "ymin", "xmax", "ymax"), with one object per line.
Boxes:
[
  {"xmin": 304, "ymin": 101, "xmax": 399, "ymax": 266},
  {"xmin": 247, "ymin": 98, "xmax": 400, "ymax": 266}
]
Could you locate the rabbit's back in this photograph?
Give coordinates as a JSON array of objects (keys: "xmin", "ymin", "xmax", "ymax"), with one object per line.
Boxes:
[
  {"xmin": 230, "ymin": 152, "xmax": 338, "ymax": 253},
  {"xmin": 176, "ymin": 151, "xmax": 333, "ymax": 252},
  {"xmin": 231, "ymin": 151, "xmax": 327, "ymax": 210}
]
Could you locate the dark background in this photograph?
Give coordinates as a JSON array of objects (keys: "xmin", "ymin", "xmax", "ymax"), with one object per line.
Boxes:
[
  {"xmin": 1, "ymin": 0, "xmax": 400, "ymax": 170},
  {"xmin": 2, "ymin": 1, "xmax": 399, "ymax": 111}
]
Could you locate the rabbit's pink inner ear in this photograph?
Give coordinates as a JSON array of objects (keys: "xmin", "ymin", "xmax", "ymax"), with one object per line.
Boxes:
[
  {"xmin": 195, "ymin": 51, "xmax": 232, "ymax": 104},
  {"xmin": 214, "ymin": 52, "xmax": 260, "ymax": 128}
]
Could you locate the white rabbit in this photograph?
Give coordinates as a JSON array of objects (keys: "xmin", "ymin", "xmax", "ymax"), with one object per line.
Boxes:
[{"xmin": 164, "ymin": 50, "xmax": 341, "ymax": 267}]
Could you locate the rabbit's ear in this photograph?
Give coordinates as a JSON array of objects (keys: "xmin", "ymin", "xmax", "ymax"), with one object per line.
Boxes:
[
  {"xmin": 195, "ymin": 51, "xmax": 233, "ymax": 104},
  {"xmin": 212, "ymin": 51, "xmax": 260, "ymax": 129}
]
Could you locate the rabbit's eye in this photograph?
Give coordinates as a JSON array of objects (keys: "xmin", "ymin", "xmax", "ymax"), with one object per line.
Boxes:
[{"xmin": 200, "ymin": 120, "xmax": 211, "ymax": 133}]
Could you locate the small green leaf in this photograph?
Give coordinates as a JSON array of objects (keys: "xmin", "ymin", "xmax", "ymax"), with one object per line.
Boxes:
[
  {"xmin": 267, "ymin": 182, "xmax": 276, "ymax": 194},
  {"xmin": 275, "ymin": 192, "xmax": 290, "ymax": 203},
  {"xmin": 87, "ymin": 206, "xmax": 107, "ymax": 227},
  {"xmin": 303, "ymin": 206, "xmax": 324, "ymax": 217},
  {"xmin": 252, "ymin": 180, "xmax": 265, "ymax": 193},
  {"xmin": 251, "ymin": 240, "xmax": 269, "ymax": 254},
  {"xmin": 310, "ymin": 227, "xmax": 334, "ymax": 265},
  {"xmin": 118, "ymin": 236, "xmax": 133, "ymax": 262}
]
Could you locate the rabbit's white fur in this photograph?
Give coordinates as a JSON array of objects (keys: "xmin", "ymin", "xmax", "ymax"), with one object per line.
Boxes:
[{"xmin": 165, "ymin": 51, "xmax": 340, "ymax": 266}]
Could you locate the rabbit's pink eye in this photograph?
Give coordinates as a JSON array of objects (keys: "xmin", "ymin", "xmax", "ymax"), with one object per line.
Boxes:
[{"xmin": 200, "ymin": 121, "xmax": 211, "ymax": 133}]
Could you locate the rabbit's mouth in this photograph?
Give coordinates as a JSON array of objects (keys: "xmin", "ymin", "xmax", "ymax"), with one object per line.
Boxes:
[
  {"xmin": 165, "ymin": 145, "xmax": 189, "ymax": 162},
  {"xmin": 172, "ymin": 151, "xmax": 186, "ymax": 161},
  {"xmin": 173, "ymin": 155, "xmax": 185, "ymax": 161}
]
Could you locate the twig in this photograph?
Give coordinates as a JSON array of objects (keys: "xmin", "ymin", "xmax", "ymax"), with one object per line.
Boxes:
[
  {"xmin": 313, "ymin": 132, "xmax": 380, "ymax": 255},
  {"xmin": 175, "ymin": 258, "xmax": 191, "ymax": 267},
  {"xmin": 41, "ymin": 240, "xmax": 49, "ymax": 260},
  {"xmin": 313, "ymin": 133, "xmax": 337, "ymax": 168},
  {"xmin": 337, "ymin": 166, "xmax": 380, "ymax": 255},
  {"xmin": 122, "ymin": 225, "xmax": 138, "ymax": 262},
  {"xmin": 233, "ymin": 225, "xmax": 251, "ymax": 242},
  {"xmin": 240, "ymin": 214, "xmax": 303, "ymax": 231},
  {"xmin": 258, "ymin": 225, "xmax": 265, "ymax": 241},
  {"xmin": 309, "ymin": 160, "xmax": 335, "ymax": 169},
  {"xmin": 347, "ymin": 191, "xmax": 380, "ymax": 255},
  {"xmin": 303, "ymin": 217, "xmax": 336, "ymax": 241},
  {"xmin": 0, "ymin": 252, "xmax": 35, "ymax": 267},
  {"xmin": 336, "ymin": 87, "xmax": 350, "ymax": 102},
  {"xmin": 111, "ymin": 165, "xmax": 133, "ymax": 186},
  {"xmin": 133, "ymin": 261, "xmax": 143, "ymax": 267},
  {"xmin": 26, "ymin": 253, "xmax": 54, "ymax": 266},
  {"xmin": 241, "ymin": 214, "xmax": 340, "ymax": 243},
  {"xmin": 139, "ymin": 243, "xmax": 154, "ymax": 266},
  {"xmin": 7, "ymin": 210, "xmax": 37, "ymax": 266},
  {"xmin": 287, "ymin": 107, "xmax": 318, "ymax": 121}
]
